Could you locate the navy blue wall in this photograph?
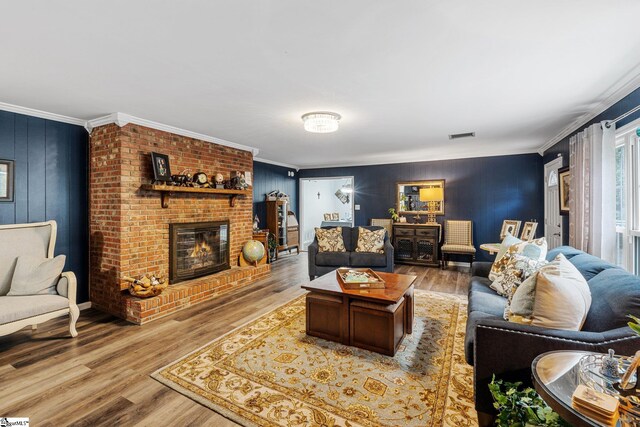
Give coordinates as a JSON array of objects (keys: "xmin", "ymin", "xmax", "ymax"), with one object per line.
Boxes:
[
  {"xmin": 543, "ymin": 86, "xmax": 640, "ymax": 245},
  {"xmin": 253, "ymin": 161, "xmax": 299, "ymax": 228},
  {"xmin": 299, "ymin": 153, "xmax": 544, "ymax": 262},
  {"xmin": 0, "ymin": 111, "xmax": 89, "ymax": 303}
]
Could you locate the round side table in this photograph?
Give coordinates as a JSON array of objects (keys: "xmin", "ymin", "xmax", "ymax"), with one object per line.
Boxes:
[
  {"xmin": 479, "ymin": 243, "xmax": 501, "ymax": 255},
  {"xmin": 532, "ymin": 350, "xmax": 618, "ymax": 427}
]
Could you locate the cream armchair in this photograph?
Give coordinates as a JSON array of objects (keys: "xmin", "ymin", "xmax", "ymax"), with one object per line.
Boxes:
[{"xmin": 0, "ymin": 221, "xmax": 79, "ymax": 337}]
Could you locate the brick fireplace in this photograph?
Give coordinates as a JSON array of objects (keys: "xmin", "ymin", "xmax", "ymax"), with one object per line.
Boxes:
[{"xmin": 89, "ymin": 123, "xmax": 270, "ymax": 324}]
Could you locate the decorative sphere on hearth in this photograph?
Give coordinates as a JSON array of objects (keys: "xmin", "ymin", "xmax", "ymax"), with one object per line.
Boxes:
[
  {"xmin": 242, "ymin": 240, "xmax": 265, "ymax": 263},
  {"xmin": 215, "ymin": 173, "xmax": 224, "ymax": 184}
]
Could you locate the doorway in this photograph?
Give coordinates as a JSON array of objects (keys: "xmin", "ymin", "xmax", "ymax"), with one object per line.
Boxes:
[
  {"xmin": 299, "ymin": 176, "xmax": 355, "ymax": 250},
  {"xmin": 544, "ymin": 157, "xmax": 563, "ymax": 249}
]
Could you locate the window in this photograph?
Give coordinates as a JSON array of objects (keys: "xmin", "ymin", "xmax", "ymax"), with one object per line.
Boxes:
[
  {"xmin": 615, "ymin": 119, "xmax": 640, "ymax": 273},
  {"xmin": 548, "ymin": 170, "xmax": 558, "ymax": 187}
]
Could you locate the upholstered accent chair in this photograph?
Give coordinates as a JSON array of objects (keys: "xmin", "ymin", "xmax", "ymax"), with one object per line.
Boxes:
[
  {"xmin": 0, "ymin": 221, "xmax": 79, "ymax": 337},
  {"xmin": 441, "ymin": 220, "xmax": 476, "ymax": 269}
]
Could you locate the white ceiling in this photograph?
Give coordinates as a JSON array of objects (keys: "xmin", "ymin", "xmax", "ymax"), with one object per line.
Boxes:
[{"xmin": 2, "ymin": 1, "xmax": 640, "ymax": 168}]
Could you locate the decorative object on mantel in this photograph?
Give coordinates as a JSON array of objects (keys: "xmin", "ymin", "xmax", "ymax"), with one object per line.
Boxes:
[
  {"xmin": 229, "ymin": 171, "xmax": 249, "ymax": 190},
  {"xmin": 0, "ymin": 159, "xmax": 15, "ymax": 202},
  {"xmin": 213, "ymin": 172, "xmax": 225, "ymax": 189},
  {"xmin": 151, "ymin": 152, "xmax": 172, "ymax": 183},
  {"xmin": 171, "ymin": 171, "xmax": 192, "ymax": 186},
  {"xmin": 123, "ymin": 275, "xmax": 167, "ymax": 298},
  {"xmin": 253, "ymin": 214, "xmax": 260, "ymax": 232},
  {"xmin": 192, "ymin": 172, "xmax": 209, "ymax": 188},
  {"xmin": 238, "ymin": 240, "xmax": 266, "ymax": 267},
  {"xmin": 141, "ymin": 184, "xmax": 251, "ymax": 208}
]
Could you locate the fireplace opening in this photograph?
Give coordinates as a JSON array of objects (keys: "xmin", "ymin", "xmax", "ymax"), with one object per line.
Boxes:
[{"xmin": 169, "ymin": 221, "xmax": 230, "ymax": 283}]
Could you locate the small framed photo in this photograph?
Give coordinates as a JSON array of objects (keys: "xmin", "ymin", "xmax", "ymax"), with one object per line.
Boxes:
[
  {"xmin": 323, "ymin": 213, "xmax": 332, "ymax": 221},
  {"xmin": 558, "ymin": 167, "xmax": 570, "ymax": 216},
  {"xmin": 520, "ymin": 222, "xmax": 538, "ymax": 241},
  {"xmin": 0, "ymin": 159, "xmax": 14, "ymax": 202},
  {"xmin": 331, "ymin": 212, "xmax": 339, "ymax": 221},
  {"xmin": 151, "ymin": 152, "xmax": 172, "ymax": 182},
  {"xmin": 500, "ymin": 220, "xmax": 522, "ymax": 240}
]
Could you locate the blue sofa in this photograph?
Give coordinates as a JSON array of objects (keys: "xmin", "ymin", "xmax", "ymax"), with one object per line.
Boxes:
[
  {"xmin": 307, "ymin": 226, "xmax": 394, "ymax": 280},
  {"xmin": 466, "ymin": 246, "xmax": 640, "ymax": 424}
]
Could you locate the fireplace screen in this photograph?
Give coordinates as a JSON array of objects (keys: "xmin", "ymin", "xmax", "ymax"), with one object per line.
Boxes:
[{"xmin": 169, "ymin": 221, "xmax": 230, "ymax": 283}]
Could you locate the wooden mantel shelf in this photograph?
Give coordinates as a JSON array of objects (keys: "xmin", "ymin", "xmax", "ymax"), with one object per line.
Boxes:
[{"xmin": 141, "ymin": 184, "xmax": 251, "ymax": 208}]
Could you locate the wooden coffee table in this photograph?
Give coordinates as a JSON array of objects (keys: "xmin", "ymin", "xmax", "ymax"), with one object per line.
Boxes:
[{"xmin": 302, "ymin": 270, "xmax": 417, "ymax": 356}]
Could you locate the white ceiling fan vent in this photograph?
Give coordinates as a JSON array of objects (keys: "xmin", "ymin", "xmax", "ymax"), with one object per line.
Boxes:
[{"xmin": 448, "ymin": 132, "xmax": 476, "ymax": 140}]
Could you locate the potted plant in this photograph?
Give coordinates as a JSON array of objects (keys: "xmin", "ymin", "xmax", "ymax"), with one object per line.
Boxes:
[
  {"xmin": 628, "ymin": 314, "xmax": 640, "ymax": 336},
  {"xmin": 489, "ymin": 376, "xmax": 569, "ymax": 426},
  {"xmin": 388, "ymin": 207, "xmax": 400, "ymax": 222},
  {"xmin": 267, "ymin": 232, "xmax": 277, "ymax": 261}
]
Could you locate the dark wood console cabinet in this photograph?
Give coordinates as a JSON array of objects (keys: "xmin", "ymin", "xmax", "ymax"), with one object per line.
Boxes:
[{"xmin": 393, "ymin": 223, "xmax": 441, "ymax": 267}]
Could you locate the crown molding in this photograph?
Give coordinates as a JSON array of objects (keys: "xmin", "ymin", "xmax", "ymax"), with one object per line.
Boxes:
[
  {"xmin": 538, "ymin": 65, "xmax": 640, "ymax": 155},
  {"xmin": 298, "ymin": 147, "xmax": 540, "ymax": 170},
  {"xmin": 253, "ymin": 157, "xmax": 300, "ymax": 171},
  {"xmin": 0, "ymin": 101, "xmax": 87, "ymax": 127},
  {"xmin": 86, "ymin": 112, "xmax": 260, "ymax": 156}
]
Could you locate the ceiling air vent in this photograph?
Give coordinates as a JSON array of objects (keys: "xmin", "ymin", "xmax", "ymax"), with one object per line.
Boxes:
[{"xmin": 448, "ymin": 132, "xmax": 475, "ymax": 140}]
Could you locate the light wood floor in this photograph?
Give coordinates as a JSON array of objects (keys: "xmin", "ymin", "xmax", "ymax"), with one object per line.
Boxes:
[{"xmin": 0, "ymin": 254, "xmax": 470, "ymax": 426}]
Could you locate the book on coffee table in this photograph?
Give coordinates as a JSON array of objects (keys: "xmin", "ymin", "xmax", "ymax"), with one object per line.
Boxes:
[{"xmin": 336, "ymin": 268, "xmax": 386, "ymax": 289}]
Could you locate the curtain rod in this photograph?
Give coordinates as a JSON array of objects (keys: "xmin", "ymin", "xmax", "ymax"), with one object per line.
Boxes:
[{"xmin": 604, "ymin": 104, "xmax": 640, "ymax": 128}]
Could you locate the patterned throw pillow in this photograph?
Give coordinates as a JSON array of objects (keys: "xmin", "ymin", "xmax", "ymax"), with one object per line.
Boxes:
[
  {"xmin": 315, "ymin": 227, "xmax": 346, "ymax": 252},
  {"xmin": 355, "ymin": 227, "xmax": 386, "ymax": 253},
  {"xmin": 488, "ymin": 237, "xmax": 548, "ymax": 282},
  {"xmin": 489, "ymin": 252, "xmax": 548, "ymax": 319}
]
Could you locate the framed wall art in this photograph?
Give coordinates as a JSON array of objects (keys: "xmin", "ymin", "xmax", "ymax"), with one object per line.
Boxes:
[
  {"xmin": 0, "ymin": 159, "xmax": 14, "ymax": 202},
  {"xmin": 151, "ymin": 152, "xmax": 172, "ymax": 182},
  {"xmin": 500, "ymin": 219, "xmax": 522, "ymax": 240},
  {"xmin": 558, "ymin": 166, "xmax": 570, "ymax": 215},
  {"xmin": 520, "ymin": 221, "xmax": 538, "ymax": 241}
]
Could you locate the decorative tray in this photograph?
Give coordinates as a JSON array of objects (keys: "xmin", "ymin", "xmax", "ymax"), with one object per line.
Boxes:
[{"xmin": 336, "ymin": 268, "xmax": 385, "ymax": 289}]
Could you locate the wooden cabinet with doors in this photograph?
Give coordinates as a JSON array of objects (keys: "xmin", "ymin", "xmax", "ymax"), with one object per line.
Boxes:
[
  {"xmin": 392, "ymin": 223, "xmax": 441, "ymax": 267},
  {"xmin": 266, "ymin": 200, "xmax": 299, "ymax": 256}
]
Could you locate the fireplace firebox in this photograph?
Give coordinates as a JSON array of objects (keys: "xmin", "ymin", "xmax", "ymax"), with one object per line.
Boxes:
[{"xmin": 169, "ymin": 221, "xmax": 230, "ymax": 283}]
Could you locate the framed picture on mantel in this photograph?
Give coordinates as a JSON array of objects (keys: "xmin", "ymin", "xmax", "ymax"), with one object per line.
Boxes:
[
  {"xmin": 151, "ymin": 152, "xmax": 172, "ymax": 182},
  {"xmin": 0, "ymin": 159, "xmax": 14, "ymax": 202}
]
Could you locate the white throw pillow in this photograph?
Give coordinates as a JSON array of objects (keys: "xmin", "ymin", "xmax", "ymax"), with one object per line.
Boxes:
[
  {"xmin": 8, "ymin": 255, "xmax": 66, "ymax": 296},
  {"xmin": 508, "ymin": 253, "xmax": 592, "ymax": 331}
]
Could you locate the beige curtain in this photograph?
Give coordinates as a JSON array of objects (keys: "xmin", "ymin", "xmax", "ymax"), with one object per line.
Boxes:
[{"xmin": 568, "ymin": 121, "xmax": 616, "ymax": 262}]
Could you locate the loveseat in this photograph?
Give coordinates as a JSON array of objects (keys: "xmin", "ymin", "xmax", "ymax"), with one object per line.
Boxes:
[
  {"xmin": 466, "ymin": 246, "xmax": 640, "ymax": 424},
  {"xmin": 0, "ymin": 221, "xmax": 79, "ymax": 337},
  {"xmin": 308, "ymin": 226, "xmax": 394, "ymax": 280}
]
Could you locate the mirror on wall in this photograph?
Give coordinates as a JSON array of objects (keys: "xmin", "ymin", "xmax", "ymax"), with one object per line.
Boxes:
[{"xmin": 396, "ymin": 180, "xmax": 445, "ymax": 215}]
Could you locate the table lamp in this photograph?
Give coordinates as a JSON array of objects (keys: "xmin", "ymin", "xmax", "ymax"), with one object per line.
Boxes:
[{"xmin": 419, "ymin": 187, "xmax": 443, "ymax": 224}]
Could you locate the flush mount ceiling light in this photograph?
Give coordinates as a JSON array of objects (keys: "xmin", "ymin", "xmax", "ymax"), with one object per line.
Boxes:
[{"xmin": 301, "ymin": 111, "xmax": 341, "ymax": 133}]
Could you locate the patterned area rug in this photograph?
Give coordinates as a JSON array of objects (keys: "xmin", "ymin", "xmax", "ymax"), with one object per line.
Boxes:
[{"xmin": 152, "ymin": 290, "xmax": 477, "ymax": 427}]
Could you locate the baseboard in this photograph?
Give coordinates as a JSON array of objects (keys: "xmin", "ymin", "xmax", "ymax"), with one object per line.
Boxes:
[{"xmin": 78, "ymin": 301, "xmax": 92, "ymax": 311}]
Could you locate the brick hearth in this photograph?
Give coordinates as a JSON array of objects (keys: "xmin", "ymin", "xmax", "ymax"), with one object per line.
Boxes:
[{"xmin": 89, "ymin": 123, "xmax": 269, "ymax": 323}]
